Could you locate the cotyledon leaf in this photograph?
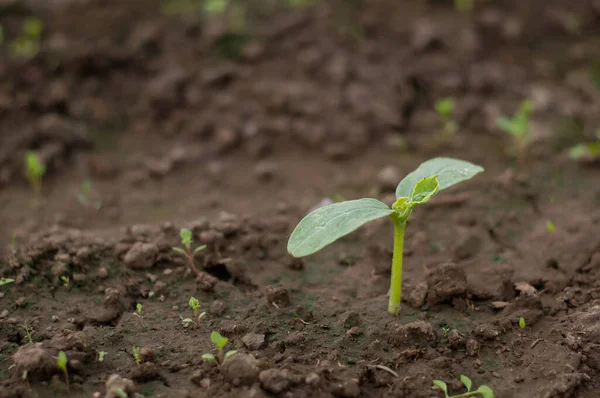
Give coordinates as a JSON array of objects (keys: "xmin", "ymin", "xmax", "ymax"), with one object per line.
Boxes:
[
  {"xmin": 288, "ymin": 198, "xmax": 393, "ymax": 257},
  {"xmin": 395, "ymin": 157, "xmax": 484, "ymax": 199}
]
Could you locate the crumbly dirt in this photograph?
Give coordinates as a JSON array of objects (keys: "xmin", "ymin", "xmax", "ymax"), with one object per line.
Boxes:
[{"xmin": 2, "ymin": 0, "xmax": 600, "ymax": 397}]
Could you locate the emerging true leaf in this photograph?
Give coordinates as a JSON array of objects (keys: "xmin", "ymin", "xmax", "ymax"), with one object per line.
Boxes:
[
  {"xmin": 180, "ymin": 228, "xmax": 193, "ymax": 247},
  {"xmin": 189, "ymin": 297, "xmax": 200, "ymax": 310},
  {"xmin": 460, "ymin": 375, "xmax": 472, "ymax": 392},
  {"xmin": 211, "ymin": 331, "xmax": 228, "ymax": 349},
  {"xmin": 476, "ymin": 385, "xmax": 495, "ymax": 398},
  {"xmin": 224, "ymin": 350, "xmax": 238, "ymax": 360},
  {"xmin": 410, "ymin": 176, "xmax": 440, "ymax": 204},
  {"xmin": 288, "ymin": 198, "xmax": 393, "ymax": 257},
  {"xmin": 396, "ymin": 158, "xmax": 484, "ymax": 199},
  {"xmin": 432, "ymin": 380, "xmax": 448, "ymax": 394}
]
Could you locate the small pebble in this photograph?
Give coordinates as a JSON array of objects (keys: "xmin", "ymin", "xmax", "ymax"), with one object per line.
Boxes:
[
  {"xmin": 172, "ymin": 305, "xmax": 179, "ymax": 311},
  {"xmin": 51, "ymin": 315, "xmax": 59, "ymax": 323}
]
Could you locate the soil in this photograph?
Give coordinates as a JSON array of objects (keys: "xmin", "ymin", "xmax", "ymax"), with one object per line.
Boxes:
[{"xmin": 2, "ymin": 0, "xmax": 600, "ymax": 397}]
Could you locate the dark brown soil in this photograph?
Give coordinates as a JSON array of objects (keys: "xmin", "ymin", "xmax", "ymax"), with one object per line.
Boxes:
[{"xmin": 2, "ymin": 0, "xmax": 600, "ymax": 397}]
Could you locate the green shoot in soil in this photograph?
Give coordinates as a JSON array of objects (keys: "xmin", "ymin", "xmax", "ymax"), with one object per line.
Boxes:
[
  {"xmin": 183, "ymin": 296, "xmax": 206, "ymax": 326},
  {"xmin": 57, "ymin": 351, "xmax": 69, "ymax": 391},
  {"xmin": 22, "ymin": 321, "xmax": 33, "ymax": 343},
  {"xmin": 77, "ymin": 179, "xmax": 102, "ymax": 221},
  {"xmin": 288, "ymin": 158, "xmax": 484, "ymax": 316},
  {"xmin": 454, "ymin": 0, "xmax": 474, "ymax": 12},
  {"xmin": 173, "ymin": 228, "xmax": 207, "ymax": 277},
  {"xmin": 546, "ymin": 220, "xmax": 555, "ymax": 233},
  {"xmin": 433, "ymin": 375, "xmax": 494, "ymax": 398},
  {"xmin": 97, "ymin": 351, "xmax": 107, "ymax": 362},
  {"xmin": 435, "ymin": 97, "xmax": 458, "ymax": 139},
  {"xmin": 133, "ymin": 303, "xmax": 146, "ymax": 328},
  {"xmin": 132, "ymin": 346, "xmax": 141, "ymax": 365},
  {"xmin": 202, "ymin": 331, "xmax": 238, "ymax": 367},
  {"xmin": 495, "ymin": 100, "xmax": 533, "ymax": 162},
  {"xmin": 569, "ymin": 129, "xmax": 600, "ymax": 162},
  {"xmin": 0, "ymin": 278, "xmax": 15, "ymax": 287},
  {"xmin": 11, "ymin": 17, "xmax": 43, "ymax": 58},
  {"xmin": 61, "ymin": 276, "xmax": 70, "ymax": 287},
  {"xmin": 519, "ymin": 317, "xmax": 526, "ymax": 329},
  {"xmin": 24, "ymin": 151, "xmax": 46, "ymax": 195}
]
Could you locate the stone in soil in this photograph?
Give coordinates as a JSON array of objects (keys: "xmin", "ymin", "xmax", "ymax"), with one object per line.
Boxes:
[
  {"xmin": 123, "ymin": 242, "xmax": 159, "ymax": 269},
  {"xmin": 222, "ymin": 354, "xmax": 261, "ymax": 386},
  {"xmin": 426, "ymin": 262, "xmax": 467, "ymax": 305}
]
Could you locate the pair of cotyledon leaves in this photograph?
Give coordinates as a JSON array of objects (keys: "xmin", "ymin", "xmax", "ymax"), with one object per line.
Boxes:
[{"xmin": 287, "ymin": 158, "xmax": 484, "ymax": 258}]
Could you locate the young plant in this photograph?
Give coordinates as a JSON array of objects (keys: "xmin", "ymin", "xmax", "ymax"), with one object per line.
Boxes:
[
  {"xmin": 133, "ymin": 303, "xmax": 146, "ymax": 328},
  {"xmin": 454, "ymin": 0, "xmax": 474, "ymax": 12},
  {"xmin": 77, "ymin": 179, "xmax": 102, "ymax": 220},
  {"xmin": 11, "ymin": 17, "xmax": 44, "ymax": 58},
  {"xmin": 569, "ymin": 129, "xmax": 600, "ymax": 162},
  {"xmin": 60, "ymin": 276, "xmax": 70, "ymax": 287},
  {"xmin": 519, "ymin": 317, "xmax": 526, "ymax": 329},
  {"xmin": 173, "ymin": 228, "xmax": 207, "ymax": 276},
  {"xmin": 182, "ymin": 296, "xmax": 206, "ymax": 326},
  {"xmin": 56, "ymin": 351, "xmax": 69, "ymax": 391},
  {"xmin": 97, "ymin": 351, "xmax": 107, "ymax": 362},
  {"xmin": 288, "ymin": 158, "xmax": 484, "ymax": 316},
  {"xmin": 24, "ymin": 151, "xmax": 46, "ymax": 195},
  {"xmin": 495, "ymin": 100, "xmax": 533, "ymax": 161},
  {"xmin": 202, "ymin": 331, "xmax": 238, "ymax": 367},
  {"xmin": 132, "ymin": 346, "xmax": 141, "ymax": 366},
  {"xmin": 435, "ymin": 97, "xmax": 458, "ymax": 139},
  {"xmin": 22, "ymin": 321, "xmax": 33, "ymax": 343},
  {"xmin": 0, "ymin": 278, "xmax": 15, "ymax": 287},
  {"xmin": 433, "ymin": 375, "xmax": 494, "ymax": 398},
  {"xmin": 546, "ymin": 220, "xmax": 555, "ymax": 233}
]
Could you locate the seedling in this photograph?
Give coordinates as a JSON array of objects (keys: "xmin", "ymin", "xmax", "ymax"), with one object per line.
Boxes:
[
  {"xmin": 519, "ymin": 317, "xmax": 526, "ymax": 329},
  {"xmin": 97, "ymin": 351, "xmax": 107, "ymax": 362},
  {"xmin": 11, "ymin": 17, "xmax": 44, "ymax": 58},
  {"xmin": 133, "ymin": 303, "xmax": 146, "ymax": 328},
  {"xmin": 441, "ymin": 326, "xmax": 450, "ymax": 336},
  {"xmin": 57, "ymin": 351, "xmax": 69, "ymax": 391},
  {"xmin": 24, "ymin": 151, "xmax": 46, "ymax": 195},
  {"xmin": 288, "ymin": 158, "xmax": 484, "ymax": 316},
  {"xmin": 0, "ymin": 278, "xmax": 15, "ymax": 287},
  {"xmin": 569, "ymin": 129, "xmax": 600, "ymax": 162},
  {"xmin": 132, "ymin": 346, "xmax": 141, "ymax": 366},
  {"xmin": 173, "ymin": 228, "xmax": 207, "ymax": 276},
  {"xmin": 495, "ymin": 100, "xmax": 533, "ymax": 162},
  {"xmin": 546, "ymin": 220, "xmax": 555, "ymax": 233},
  {"xmin": 182, "ymin": 296, "xmax": 206, "ymax": 326},
  {"xmin": 202, "ymin": 331, "xmax": 238, "ymax": 367},
  {"xmin": 60, "ymin": 276, "xmax": 70, "ymax": 287},
  {"xmin": 435, "ymin": 97, "xmax": 458, "ymax": 139},
  {"xmin": 77, "ymin": 179, "xmax": 102, "ymax": 221},
  {"xmin": 433, "ymin": 375, "xmax": 494, "ymax": 398},
  {"xmin": 22, "ymin": 321, "xmax": 33, "ymax": 343}
]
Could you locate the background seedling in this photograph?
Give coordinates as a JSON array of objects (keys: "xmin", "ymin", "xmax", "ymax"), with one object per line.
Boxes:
[
  {"xmin": 133, "ymin": 303, "xmax": 146, "ymax": 328},
  {"xmin": 57, "ymin": 351, "xmax": 69, "ymax": 391},
  {"xmin": 186, "ymin": 296, "xmax": 206, "ymax": 325},
  {"xmin": 77, "ymin": 179, "xmax": 102, "ymax": 221},
  {"xmin": 132, "ymin": 346, "xmax": 141, "ymax": 365},
  {"xmin": 519, "ymin": 317, "xmax": 526, "ymax": 329},
  {"xmin": 546, "ymin": 220, "xmax": 555, "ymax": 233},
  {"xmin": 11, "ymin": 17, "xmax": 43, "ymax": 58},
  {"xmin": 435, "ymin": 97, "xmax": 458, "ymax": 139},
  {"xmin": 433, "ymin": 375, "xmax": 494, "ymax": 398},
  {"xmin": 24, "ymin": 151, "xmax": 46, "ymax": 196},
  {"xmin": 97, "ymin": 351, "xmax": 107, "ymax": 362},
  {"xmin": 455, "ymin": 0, "xmax": 474, "ymax": 12},
  {"xmin": 0, "ymin": 278, "xmax": 15, "ymax": 287},
  {"xmin": 495, "ymin": 100, "xmax": 533, "ymax": 162},
  {"xmin": 60, "ymin": 276, "xmax": 70, "ymax": 287},
  {"xmin": 22, "ymin": 321, "xmax": 33, "ymax": 343},
  {"xmin": 202, "ymin": 331, "xmax": 238, "ymax": 367},
  {"xmin": 288, "ymin": 158, "xmax": 483, "ymax": 316},
  {"xmin": 569, "ymin": 129, "xmax": 600, "ymax": 162},
  {"xmin": 173, "ymin": 228, "xmax": 207, "ymax": 276}
]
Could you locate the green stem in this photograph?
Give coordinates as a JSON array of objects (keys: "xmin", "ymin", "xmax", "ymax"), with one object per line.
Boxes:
[{"xmin": 388, "ymin": 215, "xmax": 406, "ymax": 316}]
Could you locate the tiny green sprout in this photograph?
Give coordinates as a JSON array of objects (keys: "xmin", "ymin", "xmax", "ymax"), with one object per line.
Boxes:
[
  {"xmin": 546, "ymin": 220, "xmax": 555, "ymax": 233},
  {"xmin": 132, "ymin": 346, "xmax": 141, "ymax": 366},
  {"xmin": 24, "ymin": 151, "xmax": 46, "ymax": 195},
  {"xmin": 136, "ymin": 303, "xmax": 143, "ymax": 314},
  {"xmin": 22, "ymin": 321, "xmax": 33, "ymax": 343},
  {"xmin": 454, "ymin": 0, "xmax": 474, "ymax": 12},
  {"xmin": 11, "ymin": 17, "xmax": 44, "ymax": 58},
  {"xmin": 0, "ymin": 278, "xmax": 15, "ymax": 287},
  {"xmin": 433, "ymin": 375, "xmax": 494, "ymax": 398},
  {"xmin": 77, "ymin": 179, "xmax": 102, "ymax": 220},
  {"xmin": 495, "ymin": 100, "xmax": 533, "ymax": 162},
  {"xmin": 22, "ymin": 369, "xmax": 28, "ymax": 381},
  {"xmin": 189, "ymin": 296, "xmax": 206, "ymax": 323},
  {"xmin": 173, "ymin": 228, "xmax": 207, "ymax": 276},
  {"xmin": 569, "ymin": 129, "xmax": 600, "ymax": 162},
  {"xmin": 57, "ymin": 351, "xmax": 69, "ymax": 391},
  {"xmin": 60, "ymin": 276, "xmax": 70, "ymax": 287},
  {"xmin": 519, "ymin": 317, "xmax": 526, "ymax": 329},
  {"xmin": 288, "ymin": 158, "xmax": 484, "ymax": 316},
  {"xmin": 202, "ymin": 331, "xmax": 238, "ymax": 367},
  {"xmin": 97, "ymin": 351, "xmax": 107, "ymax": 362},
  {"xmin": 441, "ymin": 326, "xmax": 450, "ymax": 336},
  {"xmin": 133, "ymin": 303, "xmax": 146, "ymax": 328},
  {"xmin": 434, "ymin": 97, "xmax": 458, "ymax": 139}
]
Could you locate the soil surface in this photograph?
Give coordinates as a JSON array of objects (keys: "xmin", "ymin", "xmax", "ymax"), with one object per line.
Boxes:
[{"xmin": 2, "ymin": 0, "xmax": 600, "ymax": 397}]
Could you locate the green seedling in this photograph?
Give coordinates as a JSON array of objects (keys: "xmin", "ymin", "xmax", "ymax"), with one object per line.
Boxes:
[
  {"xmin": 97, "ymin": 351, "xmax": 107, "ymax": 362},
  {"xmin": 519, "ymin": 317, "xmax": 526, "ymax": 329},
  {"xmin": 546, "ymin": 220, "xmax": 555, "ymax": 233},
  {"xmin": 569, "ymin": 129, "xmax": 600, "ymax": 162},
  {"xmin": 57, "ymin": 351, "xmax": 69, "ymax": 391},
  {"xmin": 116, "ymin": 388, "xmax": 128, "ymax": 398},
  {"xmin": 24, "ymin": 151, "xmax": 46, "ymax": 195},
  {"xmin": 454, "ymin": 0, "xmax": 474, "ymax": 12},
  {"xmin": 22, "ymin": 321, "xmax": 33, "ymax": 343},
  {"xmin": 11, "ymin": 17, "xmax": 43, "ymax": 58},
  {"xmin": 288, "ymin": 158, "xmax": 484, "ymax": 316},
  {"xmin": 132, "ymin": 346, "xmax": 141, "ymax": 366},
  {"xmin": 60, "ymin": 276, "xmax": 70, "ymax": 287},
  {"xmin": 202, "ymin": 331, "xmax": 238, "ymax": 367},
  {"xmin": 495, "ymin": 100, "xmax": 533, "ymax": 162},
  {"xmin": 133, "ymin": 303, "xmax": 146, "ymax": 328},
  {"xmin": 173, "ymin": 228, "xmax": 207, "ymax": 276},
  {"xmin": 435, "ymin": 97, "xmax": 458, "ymax": 139},
  {"xmin": 0, "ymin": 278, "xmax": 15, "ymax": 287},
  {"xmin": 77, "ymin": 179, "xmax": 102, "ymax": 220},
  {"xmin": 433, "ymin": 375, "xmax": 494, "ymax": 398},
  {"xmin": 182, "ymin": 296, "xmax": 206, "ymax": 326},
  {"xmin": 441, "ymin": 326, "xmax": 450, "ymax": 336}
]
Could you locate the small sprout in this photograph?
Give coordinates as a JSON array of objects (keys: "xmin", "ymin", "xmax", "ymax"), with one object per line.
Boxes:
[
  {"xmin": 11, "ymin": 17, "xmax": 44, "ymax": 58},
  {"xmin": 0, "ymin": 278, "xmax": 15, "ymax": 287},
  {"xmin": 288, "ymin": 158, "xmax": 484, "ymax": 316},
  {"xmin": 454, "ymin": 0, "xmax": 474, "ymax": 12},
  {"xmin": 133, "ymin": 303, "xmax": 146, "ymax": 328},
  {"xmin": 519, "ymin": 317, "xmax": 526, "ymax": 329},
  {"xmin": 546, "ymin": 220, "xmax": 555, "ymax": 233},
  {"xmin": 22, "ymin": 369, "xmax": 28, "ymax": 381},
  {"xmin": 24, "ymin": 151, "xmax": 46, "ymax": 195},
  {"xmin": 173, "ymin": 228, "xmax": 207, "ymax": 276},
  {"xmin": 569, "ymin": 129, "xmax": 600, "ymax": 162},
  {"xmin": 495, "ymin": 100, "xmax": 533, "ymax": 163},
  {"xmin": 97, "ymin": 351, "xmax": 107, "ymax": 362},
  {"xmin": 22, "ymin": 321, "xmax": 33, "ymax": 343},
  {"xmin": 203, "ymin": 331, "xmax": 238, "ymax": 367},
  {"xmin": 188, "ymin": 296, "xmax": 206, "ymax": 324},
  {"xmin": 434, "ymin": 97, "xmax": 458, "ymax": 139},
  {"xmin": 57, "ymin": 351, "xmax": 69, "ymax": 391},
  {"xmin": 132, "ymin": 346, "xmax": 141, "ymax": 366},
  {"xmin": 77, "ymin": 179, "xmax": 102, "ymax": 220},
  {"xmin": 136, "ymin": 303, "xmax": 143, "ymax": 314},
  {"xmin": 441, "ymin": 326, "xmax": 450, "ymax": 336},
  {"xmin": 60, "ymin": 276, "xmax": 70, "ymax": 287},
  {"xmin": 433, "ymin": 375, "xmax": 494, "ymax": 398}
]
